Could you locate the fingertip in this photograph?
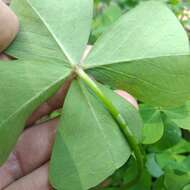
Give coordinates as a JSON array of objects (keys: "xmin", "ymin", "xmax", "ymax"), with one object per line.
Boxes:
[
  {"xmin": 115, "ymin": 90, "xmax": 139, "ymax": 109},
  {"xmin": 4, "ymin": 163, "xmax": 52, "ymax": 190}
]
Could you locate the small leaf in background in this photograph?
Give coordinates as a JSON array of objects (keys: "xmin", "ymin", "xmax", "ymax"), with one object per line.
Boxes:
[
  {"xmin": 96, "ymin": 156, "xmax": 151, "ymax": 190},
  {"xmin": 156, "ymin": 152, "xmax": 188, "ymax": 173},
  {"xmin": 153, "ymin": 176, "xmax": 166, "ymax": 190},
  {"xmin": 146, "ymin": 153, "xmax": 164, "ymax": 178},
  {"xmin": 140, "ymin": 102, "xmax": 190, "ymax": 146},
  {"xmin": 164, "ymin": 170, "xmax": 190, "ymax": 190},
  {"xmin": 154, "ymin": 139, "xmax": 190, "ymax": 173},
  {"xmin": 90, "ymin": 3, "xmax": 123, "ymax": 44},
  {"xmin": 140, "ymin": 105, "xmax": 164, "ymax": 144},
  {"xmin": 122, "ymin": 157, "xmax": 152, "ymax": 190},
  {"xmin": 164, "ymin": 101, "xmax": 190, "ymax": 131},
  {"xmin": 149, "ymin": 118, "xmax": 182, "ymax": 152},
  {"xmin": 183, "ymin": 184, "xmax": 190, "ymax": 190},
  {"xmin": 118, "ymin": 0, "xmax": 141, "ymax": 9},
  {"xmin": 167, "ymin": 139, "xmax": 190, "ymax": 154}
]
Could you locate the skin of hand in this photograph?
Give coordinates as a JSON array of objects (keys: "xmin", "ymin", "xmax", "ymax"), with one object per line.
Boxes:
[
  {"xmin": 2, "ymin": 0, "xmax": 10, "ymax": 5},
  {"xmin": 0, "ymin": 0, "xmax": 19, "ymax": 52}
]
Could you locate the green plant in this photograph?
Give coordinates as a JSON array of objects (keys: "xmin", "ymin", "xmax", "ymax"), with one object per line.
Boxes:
[{"xmin": 1, "ymin": 0, "xmax": 190, "ymax": 189}]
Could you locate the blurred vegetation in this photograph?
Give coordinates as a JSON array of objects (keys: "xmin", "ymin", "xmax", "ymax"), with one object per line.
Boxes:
[
  {"xmin": 90, "ymin": 0, "xmax": 190, "ymax": 43},
  {"xmin": 90, "ymin": 1, "xmax": 190, "ymax": 189}
]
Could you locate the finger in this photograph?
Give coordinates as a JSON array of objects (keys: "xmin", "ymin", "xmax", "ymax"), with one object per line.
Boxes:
[
  {"xmin": 2, "ymin": 0, "xmax": 10, "ymax": 5},
  {"xmin": 0, "ymin": 119, "xmax": 58, "ymax": 189},
  {"xmin": 115, "ymin": 90, "xmax": 139, "ymax": 109},
  {"xmin": 0, "ymin": 53, "xmax": 10, "ymax": 60},
  {"xmin": 4, "ymin": 163, "xmax": 52, "ymax": 190}
]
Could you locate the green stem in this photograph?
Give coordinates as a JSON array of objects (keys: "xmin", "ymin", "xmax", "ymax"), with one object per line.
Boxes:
[{"xmin": 76, "ymin": 66, "xmax": 144, "ymax": 188}]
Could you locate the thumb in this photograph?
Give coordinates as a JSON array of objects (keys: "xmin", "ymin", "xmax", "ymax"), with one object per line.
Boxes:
[{"xmin": 0, "ymin": 0, "xmax": 19, "ymax": 52}]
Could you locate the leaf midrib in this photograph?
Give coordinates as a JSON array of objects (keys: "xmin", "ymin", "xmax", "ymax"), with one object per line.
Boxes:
[
  {"xmin": 84, "ymin": 53, "xmax": 190, "ymax": 69},
  {"xmin": 92, "ymin": 66, "xmax": 190, "ymax": 96}
]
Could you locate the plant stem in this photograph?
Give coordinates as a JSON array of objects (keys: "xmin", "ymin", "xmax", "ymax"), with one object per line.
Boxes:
[{"xmin": 76, "ymin": 66, "xmax": 144, "ymax": 188}]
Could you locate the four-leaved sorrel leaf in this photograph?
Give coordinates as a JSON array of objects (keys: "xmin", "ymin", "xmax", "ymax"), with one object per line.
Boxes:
[{"xmin": 0, "ymin": 0, "xmax": 190, "ymax": 189}]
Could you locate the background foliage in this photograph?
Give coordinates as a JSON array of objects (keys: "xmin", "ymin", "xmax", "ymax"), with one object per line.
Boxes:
[{"xmin": 90, "ymin": 0, "xmax": 190, "ymax": 189}]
